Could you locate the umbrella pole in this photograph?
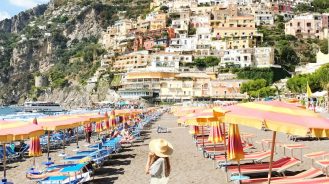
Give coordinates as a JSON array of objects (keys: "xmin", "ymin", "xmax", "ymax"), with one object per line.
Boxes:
[
  {"xmin": 267, "ymin": 131, "xmax": 277, "ymax": 184},
  {"xmin": 3, "ymin": 143, "xmax": 6, "ymax": 181},
  {"xmin": 63, "ymin": 130, "xmax": 65, "ymax": 154},
  {"xmin": 202, "ymin": 126, "xmax": 205, "ymax": 148},
  {"xmin": 76, "ymin": 127, "xmax": 79, "ymax": 149},
  {"xmin": 238, "ymin": 160, "xmax": 242, "ymax": 184},
  {"xmin": 47, "ymin": 131, "xmax": 50, "ymax": 160}
]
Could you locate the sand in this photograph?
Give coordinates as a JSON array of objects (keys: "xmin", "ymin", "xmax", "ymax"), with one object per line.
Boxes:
[{"xmin": 4, "ymin": 112, "xmax": 329, "ymax": 184}]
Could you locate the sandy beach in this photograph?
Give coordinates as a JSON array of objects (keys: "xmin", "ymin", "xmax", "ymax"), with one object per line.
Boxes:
[{"xmin": 4, "ymin": 112, "xmax": 329, "ymax": 183}]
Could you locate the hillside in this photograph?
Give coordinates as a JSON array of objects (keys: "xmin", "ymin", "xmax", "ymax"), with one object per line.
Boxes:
[{"xmin": 0, "ymin": 0, "xmax": 151, "ymax": 107}]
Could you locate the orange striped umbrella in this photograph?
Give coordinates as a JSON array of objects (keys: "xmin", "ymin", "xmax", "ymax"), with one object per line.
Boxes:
[
  {"xmin": 29, "ymin": 118, "xmax": 42, "ymax": 157},
  {"xmin": 227, "ymin": 124, "xmax": 244, "ymax": 160},
  {"xmin": 104, "ymin": 112, "xmax": 110, "ymax": 130},
  {"xmin": 95, "ymin": 121, "xmax": 103, "ymax": 133},
  {"xmin": 227, "ymin": 123, "xmax": 245, "ymax": 180},
  {"xmin": 110, "ymin": 110, "xmax": 117, "ymax": 127},
  {"xmin": 208, "ymin": 122, "xmax": 225, "ymax": 144}
]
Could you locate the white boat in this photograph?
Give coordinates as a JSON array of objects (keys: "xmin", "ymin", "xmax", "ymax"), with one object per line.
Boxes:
[{"xmin": 23, "ymin": 101, "xmax": 64, "ymax": 112}]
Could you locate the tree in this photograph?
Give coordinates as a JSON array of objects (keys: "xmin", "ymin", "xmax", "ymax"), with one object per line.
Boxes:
[
  {"xmin": 319, "ymin": 39, "xmax": 328, "ymax": 54},
  {"xmin": 240, "ymin": 79, "xmax": 275, "ymax": 98},
  {"xmin": 204, "ymin": 56, "xmax": 220, "ymax": 71}
]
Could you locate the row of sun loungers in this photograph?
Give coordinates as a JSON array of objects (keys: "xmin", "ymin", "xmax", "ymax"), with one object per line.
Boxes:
[
  {"xmin": 25, "ymin": 108, "xmax": 167, "ymax": 184},
  {"xmin": 190, "ymin": 126, "xmax": 329, "ymax": 184}
]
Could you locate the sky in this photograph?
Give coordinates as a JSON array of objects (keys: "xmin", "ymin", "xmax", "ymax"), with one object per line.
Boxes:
[{"xmin": 0, "ymin": 0, "xmax": 50, "ymax": 21}]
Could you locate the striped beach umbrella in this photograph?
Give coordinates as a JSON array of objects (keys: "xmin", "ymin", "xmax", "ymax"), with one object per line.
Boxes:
[
  {"xmin": 95, "ymin": 121, "xmax": 103, "ymax": 133},
  {"xmin": 29, "ymin": 118, "xmax": 42, "ymax": 161},
  {"xmin": 208, "ymin": 122, "xmax": 224, "ymax": 144},
  {"xmin": 227, "ymin": 123, "xmax": 245, "ymax": 181},
  {"xmin": 110, "ymin": 110, "xmax": 117, "ymax": 127},
  {"xmin": 104, "ymin": 112, "xmax": 110, "ymax": 130}
]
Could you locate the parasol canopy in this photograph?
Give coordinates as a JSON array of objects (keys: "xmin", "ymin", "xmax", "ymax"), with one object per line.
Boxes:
[
  {"xmin": 223, "ymin": 101, "xmax": 329, "ymax": 137},
  {"xmin": 227, "ymin": 124, "xmax": 244, "ymax": 161}
]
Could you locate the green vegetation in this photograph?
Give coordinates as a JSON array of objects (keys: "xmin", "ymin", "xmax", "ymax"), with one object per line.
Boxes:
[
  {"xmin": 192, "ymin": 56, "xmax": 220, "ymax": 70},
  {"xmin": 240, "ymin": 79, "xmax": 276, "ymax": 98},
  {"xmin": 232, "ymin": 67, "xmax": 290, "ymax": 85},
  {"xmin": 287, "ymin": 64, "xmax": 329, "ymax": 93},
  {"xmin": 294, "ymin": 0, "xmax": 329, "ymax": 13},
  {"xmin": 47, "ymin": 36, "xmax": 105, "ymax": 87}
]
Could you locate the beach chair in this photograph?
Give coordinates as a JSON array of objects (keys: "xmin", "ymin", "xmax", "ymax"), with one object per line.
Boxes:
[
  {"xmin": 241, "ymin": 167, "xmax": 323, "ymax": 184},
  {"xmin": 271, "ymin": 176, "xmax": 329, "ymax": 184},
  {"xmin": 18, "ymin": 143, "xmax": 30, "ymax": 158},
  {"xmin": 204, "ymin": 144, "xmax": 254, "ymax": 158},
  {"xmin": 216, "ymin": 150, "xmax": 273, "ymax": 168},
  {"xmin": 227, "ymin": 157, "xmax": 301, "ymax": 180},
  {"xmin": 156, "ymin": 125, "xmax": 168, "ymax": 133}
]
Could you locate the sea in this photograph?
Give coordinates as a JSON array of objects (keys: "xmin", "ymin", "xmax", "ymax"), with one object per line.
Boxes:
[{"xmin": 0, "ymin": 106, "xmax": 21, "ymax": 116}]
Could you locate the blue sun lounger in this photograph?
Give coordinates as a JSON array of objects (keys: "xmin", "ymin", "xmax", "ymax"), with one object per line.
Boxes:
[{"xmin": 39, "ymin": 175, "xmax": 69, "ymax": 184}]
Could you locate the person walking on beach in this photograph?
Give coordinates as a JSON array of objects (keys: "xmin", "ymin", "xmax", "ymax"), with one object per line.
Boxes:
[
  {"xmin": 84, "ymin": 123, "xmax": 92, "ymax": 143},
  {"xmin": 145, "ymin": 138, "xmax": 173, "ymax": 184}
]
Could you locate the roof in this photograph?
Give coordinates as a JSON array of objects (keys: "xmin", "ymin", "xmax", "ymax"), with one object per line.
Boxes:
[{"xmin": 175, "ymin": 73, "xmax": 210, "ymax": 79}]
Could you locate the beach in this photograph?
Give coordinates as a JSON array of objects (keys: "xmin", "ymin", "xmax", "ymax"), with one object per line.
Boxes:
[{"xmin": 4, "ymin": 112, "xmax": 329, "ymax": 183}]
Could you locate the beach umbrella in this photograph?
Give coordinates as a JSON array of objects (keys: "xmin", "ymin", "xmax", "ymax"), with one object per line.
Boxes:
[
  {"xmin": 208, "ymin": 122, "xmax": 224, "ymax": 143},
  {"xmin": 104, "ymin": 112, "xmax": 110, "ymax": 130},
  {"xmin": 0, "ymin": 119, "xmax": 44, "ymax": 183},
  {"xmin": 227, "ymin": 124, "xmax": 245, "ymax": 182},
  {"xmin": 110, "ymin": 110, "xmax": 117, "ymax": 127},
  {"xmin": 222, "ymin": 101, "xmax": 329, "ymax": 183},
  {"xmin": 37, "ymin": 116, "xmax": 88, "ymax": 160},
  {"xmin": 95, "ymin": 121, "xmax": 103, "ymax": 133},
  {"xmin": 29, "ymin": 118, "xmax": 42, "ymax": 167}
]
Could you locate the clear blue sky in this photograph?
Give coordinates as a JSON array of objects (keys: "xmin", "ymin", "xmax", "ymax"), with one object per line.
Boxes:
[{"xmin": 0, "ymin": 0, "xmax": 49, "ymax": 21}]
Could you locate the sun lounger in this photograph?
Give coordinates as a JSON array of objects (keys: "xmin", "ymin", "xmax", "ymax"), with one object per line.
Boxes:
[
  {"xmin": 227, "ymin": 157, "xmax": 301, "ymax": 179},
  {"xmin": 204, "ymin": 144, "xmax": 254, "ymax": 158},
  {"xmin": 273, "ymin": 176, "xmax": 329, "ymax": 184},
  {"xmin": 216, "ymin": 150, "xmax": 272, "ymax": 167},
  {"xmin": 241, "ymin": 167, "xmax": 323, "ymax": 184}
]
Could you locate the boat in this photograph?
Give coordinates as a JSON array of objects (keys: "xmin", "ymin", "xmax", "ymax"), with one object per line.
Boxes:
[{"xmin": 23, "ymin": 101, "xmax": 64, "ymax": 113}]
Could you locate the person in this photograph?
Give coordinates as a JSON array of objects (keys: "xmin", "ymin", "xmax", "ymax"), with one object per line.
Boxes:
[
  {"xmin": 84, "ymin": 123, "xmax": 92, "ymax": 143},
  {"xmin": 145, "ymin": 138, "xmax": 173, "ymax": 184}
]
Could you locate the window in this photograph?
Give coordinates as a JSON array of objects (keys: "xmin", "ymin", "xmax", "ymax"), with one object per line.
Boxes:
[
  {"xmin": 297, "ymin": 22, "xmax": 300, "ymax": 26},
  {"xmin": 307, "ymin": 23, "xmax": 311, "ymax": 27}
]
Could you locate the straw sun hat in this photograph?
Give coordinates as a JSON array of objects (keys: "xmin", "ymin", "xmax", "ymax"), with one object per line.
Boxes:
[{"xmin": 149, "ymin": 138, "xmax": 173, "ymax": 157}]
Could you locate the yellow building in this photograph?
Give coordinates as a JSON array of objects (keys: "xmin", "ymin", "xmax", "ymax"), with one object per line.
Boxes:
[
  {"xmin": 212, "ymin": 16, "xmax": 262, "ymax": 49},
  {"xmin": 112, "ymin": 52, "xmax": 151, "ymax": 72},
  {"xmin": 150, "ymin": 13, "xmax": 167, "ymax": 30}
]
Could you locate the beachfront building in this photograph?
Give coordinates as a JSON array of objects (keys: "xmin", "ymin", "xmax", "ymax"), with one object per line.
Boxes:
[
  {"xmin": 118, "ymin": 68, "xmax": 177, "ymax": 99},
  {"xmin": 159, "ymin": 73, "xmax": 212, "ymax": 102},
  {"xmin": 209, "ymin": 79, "xmax": 248, "ymax": 99},
  {"xmin": 111, "ymin": 51, "xmax": 151, "ymax": 72},
  {"xmin": 285, "ymin": 14, "xmax": 329, "ymax": 40},
  {"xmin": 150, "ymin": 52, "xmax": 193, "ymax": 69}
]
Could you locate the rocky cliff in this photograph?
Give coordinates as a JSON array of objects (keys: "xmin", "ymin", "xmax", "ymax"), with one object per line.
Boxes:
[{"xmin": 0, "ymin": 0, "xmax": 128, "ymax": 107}]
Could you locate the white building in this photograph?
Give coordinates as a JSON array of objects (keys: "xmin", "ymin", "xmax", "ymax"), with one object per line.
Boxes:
[
  {"xmin": 150, "ymin": 52, "xmax": 193, "ymax": 69},
  {"xmin": 220, "ymin": 49, "xmax": 252, "ymax": 68},
  {"xmin": 254, "ymin": 47, "xmax": 275, "ymax": 67},
  {"xmin": 254, "ymin": 10, "xmax": 274, "ymax": 26},
  {"xmin": 166, "ymin": 34, "xmax": 197, "ymax": 52}
]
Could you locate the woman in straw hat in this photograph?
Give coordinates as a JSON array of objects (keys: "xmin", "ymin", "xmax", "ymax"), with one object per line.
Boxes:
[{"xmin": 145, "ymin": 138, "xmax": 173, "ymax": 184}]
